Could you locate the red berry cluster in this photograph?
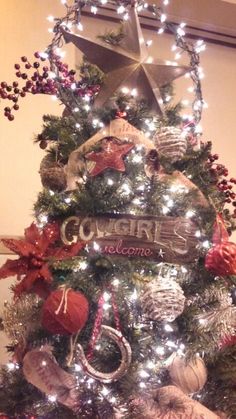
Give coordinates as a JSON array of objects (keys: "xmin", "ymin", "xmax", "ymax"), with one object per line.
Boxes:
[
  {"xmin": 207, "ymin": 152, "xmax": 236, "ymax": 216},
  {"xmin": 0, "ymin": 52, "xmax": 100, "ymax": 120}
]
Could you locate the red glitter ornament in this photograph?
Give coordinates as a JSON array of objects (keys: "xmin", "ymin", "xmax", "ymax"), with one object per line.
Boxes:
[
  {"xmin": 205, "ymin": 214, "xmax": 236, "ymax": 276},
  {"xmin": 85, "ymin": 136, "xmax": 134, "ymax": 176},
  {"xmin": 41, "ymin": 288, "xmax": 89, "ymax": 335}
]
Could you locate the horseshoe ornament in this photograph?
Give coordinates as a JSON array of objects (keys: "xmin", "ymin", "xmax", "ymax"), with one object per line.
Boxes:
[{"xmin": 76, "ymin": 325, "xmax": 132, "ymax": 383}]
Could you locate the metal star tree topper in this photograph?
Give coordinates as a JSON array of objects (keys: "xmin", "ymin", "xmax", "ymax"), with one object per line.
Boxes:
[{"xmin": 62, "ymin": 5, "xmax": 189, "ymax": 113}]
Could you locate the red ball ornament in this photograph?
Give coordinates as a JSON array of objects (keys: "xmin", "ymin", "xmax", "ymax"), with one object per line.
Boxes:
[
  {"xmin": 205, "ymin": 241, "xmax": 236, "ymax": 276},
  {"xmin": 205, "ymin": 214, "xmax": 236, "ymax": 276},
  {"xmin": 41, "ymin": 288, "xmax": 89, "ymax": 335}
]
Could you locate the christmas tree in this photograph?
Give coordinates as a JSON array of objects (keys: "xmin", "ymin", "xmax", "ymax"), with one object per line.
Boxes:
[{"xmin": 0, "ymin": 1, "xmax": 236, "ymax": 418}]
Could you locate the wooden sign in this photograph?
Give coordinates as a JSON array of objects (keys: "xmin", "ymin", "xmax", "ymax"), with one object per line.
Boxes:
[{"xmin": 61, "ymin": 214, "xmax": 200, "ymax": 264}]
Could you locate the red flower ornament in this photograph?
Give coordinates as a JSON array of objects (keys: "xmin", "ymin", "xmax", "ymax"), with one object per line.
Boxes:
[{"xmin": 0, "ymin": 222, "xmax": 84, "ymax": 298}]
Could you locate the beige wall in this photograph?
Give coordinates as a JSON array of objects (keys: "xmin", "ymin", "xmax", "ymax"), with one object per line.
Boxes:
[{"xmin": 0, "ymin": 1, "xmax": 235, "ymax": 362}]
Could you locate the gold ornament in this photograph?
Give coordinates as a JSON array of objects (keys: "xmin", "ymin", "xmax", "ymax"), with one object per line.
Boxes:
[
  {"xmin": 154, "ymin": 126, "xmax": 187, "ymax": 162},
  {"xmin": 2, "ymin": 294, "xmax": 41, "ymax": 342},
  {"xmin": 140, "ymin": 276, "xmax": 185, "ymax": 322},
  {"xmin": 75, "ymin": 325, "xmax": 132, "ymax": 383},
  {"xmin": 169, "ymin": 354, "xmax": 207, "ymax": 394},
  {"xmin": 133, "ymin": 385, "xmax": 220, "ymax": 418},
  {"xmin": 62, "ymin": 6, "xmax": 189, "ymax": 113}
]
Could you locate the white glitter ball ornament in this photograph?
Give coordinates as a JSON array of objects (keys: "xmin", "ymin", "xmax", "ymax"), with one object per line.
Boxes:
[{"xmin": 140, "ymin": 276, "xmax": 186, "ymax": 322}]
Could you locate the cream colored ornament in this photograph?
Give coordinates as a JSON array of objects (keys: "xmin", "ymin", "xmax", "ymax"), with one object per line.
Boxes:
[
  {"xmin": 154, "ymin": 126, "xmax": 187, "ymax": 162},
  {"xmin": 140, "ymin": 276, "xmax": 185, "ymax": 322},
  {"xmin": 65, "ymin": 118, "xmax": 155, "ymax": 190},
  {"xmin": 133, "ymin": 385, "xmax": 220, "ymax": 418},
  {"xmin": 169, "ymin": 354, "xmax": 207, "ymax": 394}
]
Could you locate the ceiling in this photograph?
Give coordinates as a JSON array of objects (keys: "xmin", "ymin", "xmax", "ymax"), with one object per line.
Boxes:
[{"xmin": 83, "ymin": 0, "xmax": 236, "ymax": 48}]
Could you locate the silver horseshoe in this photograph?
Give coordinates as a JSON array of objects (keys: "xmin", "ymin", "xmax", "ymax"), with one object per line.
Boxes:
[{"xmin": 76, "ymin": 325, "xmax": 132, "ymax": 383}]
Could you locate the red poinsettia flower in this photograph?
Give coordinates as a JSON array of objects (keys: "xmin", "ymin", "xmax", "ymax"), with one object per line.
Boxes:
[{"xmin": 0, "ymin": 222, "xmax": 84, "ymax": 298}]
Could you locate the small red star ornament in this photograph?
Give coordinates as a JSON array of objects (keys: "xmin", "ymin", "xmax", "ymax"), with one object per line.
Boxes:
[{"xmin": 85, "ymin": 136, "xmax": 134, "ymax": 177}]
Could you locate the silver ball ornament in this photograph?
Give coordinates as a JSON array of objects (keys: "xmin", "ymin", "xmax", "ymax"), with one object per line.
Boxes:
[{"xmin": 140, "ymin": 276, "xmax": 185, "ymax": 322}]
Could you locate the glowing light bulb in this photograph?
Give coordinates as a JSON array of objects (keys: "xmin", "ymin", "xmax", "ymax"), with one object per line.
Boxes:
[
  {"xmin": 162, "ymin": 206, "xmax": 170, "ymax": 215},
  {"xmin": 117, "ymin": 5, "xmax": 125, "ymax": 14},
  {"xmin": 93, "ymin": 242, "xmax": 100, "ymax": 251},
  {"xmin": 156, "ymin": 346, "xmax": 165, "ymax": 356},
  {"xmin": 131, "ymin": 88, "xmax": 137, "ymax": 96},
  {"xmin": 47, "ymin": 15, "xmax": 54, "ymax": 22},
  {"xmin": 139, "ymin": 369, "xmax": 150, "ymax": 378},
  {"xmin": 132, "ymin": 154, "xmax": 142, "ymax": 163},
  {"xmin": 48, "ymin": 395, "xmax": 57, "ymax": 402},
  {"xmin": 186, "ymin": 210, "xmax": 195, "ymax": 218},
  {"xmin": 7, "ymin": 362, "xmax": 18, "ymax": 371},
  {"xmin": 91, "ymin": 5, "xmax": 98, "ymax": 14},
  {"xmin": 160, "ymin": 13, "xmax": 167, "ymax": 22},
  {"xmin": 177, "ymin": 27, "xmax": 185, "ymax": 36},
  {"xmin": 107, "ymin": 178, "xmax": 114, "ymax": 185},
  {"xmin": 101, "ymin": 387, "xmax": 110, "ymax": 396},
  {"xmin": 103, "ymin": 292, "xmax": 110, "ymax": 302},
  {"xmin": 121, "ymin": 86, "xmax": 129, "ymax": 94},
  {"xmin": 80, "ymin": 261, "xmax": 88, "ymax": 270},
  {"xmin": 202, "ymin": 240, "xmax": 210, "ymax": 249},
  {"xmin": 130, "ymin": 289, "xmax": 138, "ymax": 301},
  {"xmin": 147, "ymin": 360, "xmax": 155, "ymax": 369},
  {"xmin": 77, "ymin": 22, "xmax": 83, "ymax": 31},
  {"xmin": 164, "ymin": 324, "xmax": 174, "ymax": 332},
  {"xmin": 112, "ymin": 278, "xmax": 120, "ymax": 286}
]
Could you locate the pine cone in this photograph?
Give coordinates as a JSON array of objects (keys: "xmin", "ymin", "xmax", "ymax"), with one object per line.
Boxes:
[{"xmin": 39, "ymin": 154, "xmax": 66, "ymax": 191}]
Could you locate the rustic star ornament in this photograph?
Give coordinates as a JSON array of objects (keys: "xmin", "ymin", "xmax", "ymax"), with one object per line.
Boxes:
[
  {"xmin": 85, "ymin": 136, "xmax": 134, "ymax": 176},
  {"xmin": 61, "ymin": 6, "xmax": 190, "ymax": 113},
  {"xmin": 158, "ymin": 248, "xmax": 165, "ymax": 258}
]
